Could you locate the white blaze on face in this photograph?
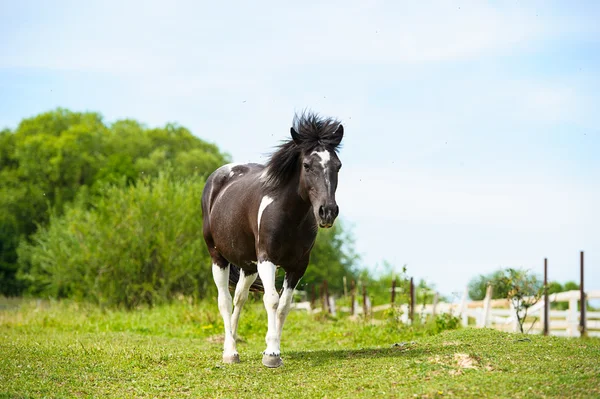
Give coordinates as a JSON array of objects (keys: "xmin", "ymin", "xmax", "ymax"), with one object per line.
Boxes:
[
  {"xmin": 311, "ymin": 150, "xmax": 332, "ymax": 193},
  {"xmin": 311, "ymin": 150, "xmax": 331, "ymax": 169},
  {"xmin": 257, "ymin": 196, "xmax": 274, "ymax": 242}
]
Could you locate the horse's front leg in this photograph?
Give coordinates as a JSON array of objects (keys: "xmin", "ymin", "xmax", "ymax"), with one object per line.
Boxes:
[{"xmin": 257, "ymin": 260, "xmax": 283, "ymax": 368}]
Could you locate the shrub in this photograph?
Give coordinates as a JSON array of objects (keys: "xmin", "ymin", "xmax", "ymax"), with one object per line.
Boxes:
[
  {"xmin": 17, "ymin": 173, "xmax": 213, "ymax": 308},
  {"xmin": 500, "ymin": 268, "xmax": 543, "ymax": 333},
  {"xmin": 433, "ymin": 313, "xmax": 461, "ymax": 334}
]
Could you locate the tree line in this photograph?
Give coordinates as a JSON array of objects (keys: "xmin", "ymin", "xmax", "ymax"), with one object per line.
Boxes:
[{"xmin": 0, "ymin": 108, "xmax": 363, "ymax": 306}]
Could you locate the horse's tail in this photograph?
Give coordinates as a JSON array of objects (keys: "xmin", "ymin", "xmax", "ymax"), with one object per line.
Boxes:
[{"xmin": 228, "ymin": 264, "xmax": 264, "ymax": 292}]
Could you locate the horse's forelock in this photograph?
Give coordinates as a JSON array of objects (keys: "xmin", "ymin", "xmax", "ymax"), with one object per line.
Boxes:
[
  {"xmin": 262, "ymin": 112, "xmax": 342, "ymax": 191},
  {"xmin": 292, "ymin": 111, "xmax": 342, "ymax": 153}
]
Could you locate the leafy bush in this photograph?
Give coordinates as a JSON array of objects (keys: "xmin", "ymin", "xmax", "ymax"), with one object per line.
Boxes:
[
  {"xmin": 17, "ymin": 173, "xmax": 213, "ymax": 308},
  {"xmin": 433, "ymin": 313, "xmax": 461, "ymax": 334},
  {"xmin": 1, "ymin": 109, "xmax": 229, "ymax": 295}
]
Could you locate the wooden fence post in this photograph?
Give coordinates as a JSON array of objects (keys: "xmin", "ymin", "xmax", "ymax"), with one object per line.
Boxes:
[
  {"xmin": 482, "ymin": 283, "xmax": 493, "ymax": 328},
  {"xmin": 580, "ymin": 251, "xmax": 586, "ymax": 337},
  {"xmin": 543, "ymin": 258, "xmax": 549, "ymax": 336},
  {"xmin": 409, "ymin": 277, "xmax": 414, "ymax": 323},
  {"xmin": 343, "ymin": 276, "xmax": 348, "ymax": 299},
  {"xmin": 329, "ymin": 296, "xmax": 337, "ymax": 316},
  {"xmin": 460, "ymin": 287, "xmax": 468, "ymax": 326},
  {"xmin": 391, "ymin": 278, "xmax": 396, "ymax": 306},
  {"xmin": 311, "ymin": 285, "xmax": 316, "ymax": 310},
  {"xmin": 362, "ymin": 285, "xmax": 368, "ymax": 318},
  {"xmin": 568, "ymin": 295, "xmax": 578, "ymax": 337},
  {"xmin": 323, "ymin": 280, "xmax": 330, "ymax": 314},
  {"xmin": 320, "ymin": 282, "xmax": 325, "ymax": 313},
  {"xmin": 350, "ymin": 279, "xmax": 356, "ymax": 316}
]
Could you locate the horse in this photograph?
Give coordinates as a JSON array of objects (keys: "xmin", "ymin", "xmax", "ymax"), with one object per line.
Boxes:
[{"xmin": 201, "ymin": 112, "xmax": 344, "ymax": 368}]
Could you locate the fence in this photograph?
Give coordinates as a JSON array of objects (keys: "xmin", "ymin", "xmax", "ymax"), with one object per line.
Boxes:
[
  {"xmin": 291, "ymin": 251, "xmax": 597, "ymax": 337},
  {"xmin": 291, "ymin": 287, "xmax": 600, "ymax": 337},
  {"xmin": 461, "ymin": 289, "xmax": 600, "ymax": 337}
]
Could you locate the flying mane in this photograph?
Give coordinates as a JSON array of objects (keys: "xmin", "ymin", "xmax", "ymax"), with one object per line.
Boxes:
[{"xmin": 262, "ymin": 111, "xmax": 342, "ymax": 191}]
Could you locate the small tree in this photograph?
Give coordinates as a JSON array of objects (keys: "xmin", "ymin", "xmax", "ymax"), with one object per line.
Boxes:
[
  {"xmin": 501, "ymin": 268, "xmax": 544, "ymax": 333},
  {"xmin": 467, "ymin": 269, "xmax": 512, "ymax": 300}
]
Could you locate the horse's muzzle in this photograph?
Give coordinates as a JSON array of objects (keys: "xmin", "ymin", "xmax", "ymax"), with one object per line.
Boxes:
[{"xmin": 318, "ymin": 204, "xmax": 339, "ymax": 228}]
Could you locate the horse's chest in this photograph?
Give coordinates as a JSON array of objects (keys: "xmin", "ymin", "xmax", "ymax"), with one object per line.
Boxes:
[{"xmin": 261, "ymin": 222, "xmax": 316, "ymax": 265}]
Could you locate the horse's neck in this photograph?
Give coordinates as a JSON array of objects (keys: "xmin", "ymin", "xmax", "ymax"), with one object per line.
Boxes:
[{"xmin": 273, "ymin": 178, "xmax": 313, "ymax": 221}]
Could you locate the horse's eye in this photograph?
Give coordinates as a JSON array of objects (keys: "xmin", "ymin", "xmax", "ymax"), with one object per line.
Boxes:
[{"xmin": 303, "ymin": 163, "xmax": 310, "ymax": 170}]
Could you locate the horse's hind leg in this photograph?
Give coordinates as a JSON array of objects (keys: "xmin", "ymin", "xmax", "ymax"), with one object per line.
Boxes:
[
  {"xmin": 231, "ymin": 268, "xmax": 258, "ymax": 343},
  {"xmin": 211, "ymin": 260, "xmax": 239, "ymax": 364},
  {"xmin": 275, "ymin": 271, "xmax": 303, "ymax": 351}
]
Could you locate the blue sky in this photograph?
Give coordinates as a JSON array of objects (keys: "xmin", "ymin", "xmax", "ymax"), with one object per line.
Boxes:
[{"xmin": 1, "ymin": 0, "xmax": 599, "ymax": 298}]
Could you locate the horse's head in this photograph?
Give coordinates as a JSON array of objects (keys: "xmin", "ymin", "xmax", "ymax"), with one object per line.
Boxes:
[{"xmin": 291, "ymin": 124, "xmax": 343, "ymax": 228}]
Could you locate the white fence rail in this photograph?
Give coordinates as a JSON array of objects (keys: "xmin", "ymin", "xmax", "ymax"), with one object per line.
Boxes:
[
  {"xmin": 291, "ymin": 289, "xmax": 600, "ymax": 337},
  {"xmin": 459, "ymin": 289, "xmax": 600, "ymax": 337}
]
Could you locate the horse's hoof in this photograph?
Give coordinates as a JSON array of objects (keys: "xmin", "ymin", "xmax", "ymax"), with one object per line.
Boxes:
[
  {"xmin": 262, "ymin": 354, "xmax": 283, "ymax": 368},
  {"xmin": 223, "ymin": 353, "xmax": 240, "ymax": 364}
]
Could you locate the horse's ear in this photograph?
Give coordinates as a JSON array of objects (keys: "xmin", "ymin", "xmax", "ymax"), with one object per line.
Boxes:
[
  {"xmin": 331, "ymin": 124, "xmax": 344, "ymax": 146},
  {"xmin": 290, "ymin": 127, "xmax": 302, "ymax": 145}
]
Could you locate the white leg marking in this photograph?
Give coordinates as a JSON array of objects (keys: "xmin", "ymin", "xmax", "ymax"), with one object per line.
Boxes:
[
  {"xmin": 257, "ymin": 195, "xmax": 274, "ymax": 243},
  {"xmin": 212, "ymin": 264, "xmax": 237, "ymax": 357},
  {"xmin": 231, "ymin": 269, "xmax": 258, "ymax": 341},
  {"xmin": 275, "ymin": 279, "xmax": 296, "ymax": 349},
  {"xmin": 257, "ymin": 261, "xmax": 280, "ymax": 356}
]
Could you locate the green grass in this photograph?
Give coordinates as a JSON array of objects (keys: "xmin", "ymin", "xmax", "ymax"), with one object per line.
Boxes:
[{"xmin": 1, "ymin": 298, "xmax": 599, "ymax": 398}]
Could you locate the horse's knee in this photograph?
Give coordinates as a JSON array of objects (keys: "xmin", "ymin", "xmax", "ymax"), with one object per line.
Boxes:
[
  {"xmin": 233, "ymin": 292, "xmax": 248, "ymax": 308},
  {"xmin": 263, "ymin": 291, "xmax": 279, "ymax": 310}
]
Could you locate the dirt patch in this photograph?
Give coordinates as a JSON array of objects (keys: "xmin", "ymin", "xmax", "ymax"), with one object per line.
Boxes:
[
  {"xmin": 428, "ymin": 353, "xmax": 493, "ymax": 376},
  {"xmin": 454, "ymin": 353, "xmax": 477, "ymax": 369},
  {"xmin": 442, "ymin": 341, "xmax": 461, "ymax": 347}
]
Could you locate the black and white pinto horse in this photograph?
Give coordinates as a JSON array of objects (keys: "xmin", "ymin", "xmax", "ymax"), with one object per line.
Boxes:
[{"xmin": 201, "ymin": 112, "xmax": 343, "ymax": 368}]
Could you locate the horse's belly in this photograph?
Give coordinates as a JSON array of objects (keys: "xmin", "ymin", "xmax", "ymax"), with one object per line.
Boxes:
[{"xmin": 209, "ymin": 197, "xmax": 258, "ymax": 268}]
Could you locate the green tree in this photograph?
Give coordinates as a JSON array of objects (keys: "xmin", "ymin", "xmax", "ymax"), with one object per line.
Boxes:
[
  {"xmin": 563, "ymin": 281, "xmax": 579, "ymax": 291},
  {"xmin": 0, "ymin": 108, "xmax": 229, "ymax": 296},
  {"xmin": 468, "ymin": 269, "xmax": 512, "ymax": 300},
  {"xmin": 501, "ymin": 268, "xmax": 543, "ymax": 333}
]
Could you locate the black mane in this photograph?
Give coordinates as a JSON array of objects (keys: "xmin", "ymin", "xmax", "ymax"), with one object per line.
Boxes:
[{"xmin": 262, "ymin": 111, "xmax": 342, "ymax": 191}]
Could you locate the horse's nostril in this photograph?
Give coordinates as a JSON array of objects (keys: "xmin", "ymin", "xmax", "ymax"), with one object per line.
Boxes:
[{"xmin": 319, "ymin": 206, "xmax": 325, "ymax": 218}]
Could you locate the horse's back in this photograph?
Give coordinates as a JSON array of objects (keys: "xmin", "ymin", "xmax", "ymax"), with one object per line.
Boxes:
[
  {"xmin": 202, "ymin": 163, "xmax": 264, "ymax": 215},
  {"xmin": 201, "ymin": 162, "xmax": 265, "ymax": 266}
]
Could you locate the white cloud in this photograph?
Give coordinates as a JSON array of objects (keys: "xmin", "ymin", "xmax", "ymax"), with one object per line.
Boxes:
[{"xmin": 0, "ymin": 1, "xmax": 555, "ymax": 72}]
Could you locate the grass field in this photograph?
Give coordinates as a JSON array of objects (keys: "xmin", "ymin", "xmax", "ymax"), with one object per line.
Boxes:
[{"xmin": 1, "ymin": 298, "xmax": 599, "ymax": 398}]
